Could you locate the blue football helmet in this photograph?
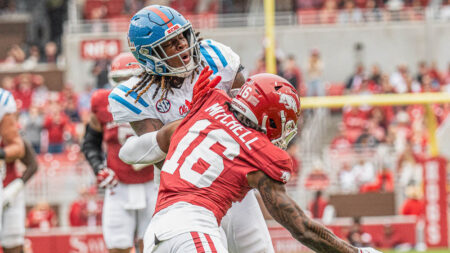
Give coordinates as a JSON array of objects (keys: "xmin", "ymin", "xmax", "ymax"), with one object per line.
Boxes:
[{"xmin": 128, "ymin": 5, "xmax": 200, "ymax": 77}]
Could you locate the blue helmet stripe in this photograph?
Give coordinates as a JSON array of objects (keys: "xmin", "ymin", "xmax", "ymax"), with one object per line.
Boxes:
[
  {"xmin": 4, "ymin": 92, "xmax": 11, "ymax": 105},
  {"xmin": 200, "ymin": 45, "xmax": 218, "ymax": 74},
  {"xmin": 206, "ymin": 40, "xmax": 228, "ymax": 68},
  {"xmin": 0, "ymin": 89, "xmax": 4, "ymax": 102},
  {"xmin": 109, "ymin": 93, "xmax": 142, "ymax": 114},
  {"xmin": 116, "ymin": 85, "xmax": 149, "ymax": 107}
]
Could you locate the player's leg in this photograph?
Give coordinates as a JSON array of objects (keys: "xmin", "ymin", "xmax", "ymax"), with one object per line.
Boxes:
[
  {"xmin": 147, "ymin": 232, "xmax": 227, "ymax": 253},
  {"xmin": 102, "ymin": 182, "xmax": 136, "ymax": 253},
  {"xmin": 136, "ymin": 180, "xmax": 158, "ymax": 253},
  {"xmin": 1, "ymin": 190, "xmax": 25, "ymax": 253},
  {"xmin": 222, "ymin": 189, "xmax": 274, "ymax": 253}
]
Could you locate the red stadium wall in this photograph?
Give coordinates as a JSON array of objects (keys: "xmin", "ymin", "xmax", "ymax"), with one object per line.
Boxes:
[{"xmin": 9, "ymin": 218, "xmax": 419, "ymax": 253}]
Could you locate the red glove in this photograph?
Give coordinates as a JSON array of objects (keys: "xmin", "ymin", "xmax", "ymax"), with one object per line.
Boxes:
[
  {"xmin": 186, "ymin": 66, "xmax": 222, "ymax": 110},
  {"xmin": 97, "ymin": 167, "xmax": 119, "ymax": 188}
]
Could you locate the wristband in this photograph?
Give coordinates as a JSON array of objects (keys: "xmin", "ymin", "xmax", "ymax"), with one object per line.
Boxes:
[{"xmin": 0, "ymin": 148, "xmax": 5, "ymax": 159}]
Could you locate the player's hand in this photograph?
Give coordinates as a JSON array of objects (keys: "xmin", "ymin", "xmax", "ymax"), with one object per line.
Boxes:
[
  {"xmin": 97, "ymin": 167, "xmax": 119, "ymax": 188},
  {"xmin": 188, "ymin": 66, "xmax": 222, "ymax": 109},
  {"xmin": 358, "ymin": 247, "xmax": 383, "ymax": 253},
  {"xmin": 3, "ymin": 178, "xmax": 24, "ymax": 208}
]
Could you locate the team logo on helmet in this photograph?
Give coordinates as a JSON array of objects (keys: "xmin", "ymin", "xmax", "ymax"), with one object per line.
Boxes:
[
  {"xmin": 156, "ymin": 98, "xmax": 171, "ymax": 113},
  {"xmin": 278, "ymin": 93, "xmax": 298, "ymax": 113},
  {"xmin": 281, "ymin": 171, "xmax": 291, "ymax": 183},
  {"xmin": 165, "ymin": 24, "xmax": 181, "ymax": 36}
]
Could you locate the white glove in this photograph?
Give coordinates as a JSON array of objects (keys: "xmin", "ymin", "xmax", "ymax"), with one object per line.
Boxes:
[
  {"xmin": 3, "ymin": 178, "xmax": 24, "ymax": 208},
  {"xmin": 358, "ymin": 247, "xmax": 383, "ymax": 253},
  {"xmin": 97, "ymin": 167, "xmax": 119, "ymax": 188}
]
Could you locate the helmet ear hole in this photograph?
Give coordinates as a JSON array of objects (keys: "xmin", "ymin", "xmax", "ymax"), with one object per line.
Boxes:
[
  {"xmin": 269, "ymin": 118, "xmax": 277, "ymax": 128},
  {"xmin": 274, "ymin": 85, "xmax": 282, "ymax": 91}
]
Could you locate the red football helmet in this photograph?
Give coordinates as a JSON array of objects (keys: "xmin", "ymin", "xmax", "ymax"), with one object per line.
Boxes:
[
  {"xmin": 231, "ymin": 73, "xmax": 301, "ymax": 150},
  {"xmin": 108, "ymin": 52, "xmax": 143, "ymax": 87}
]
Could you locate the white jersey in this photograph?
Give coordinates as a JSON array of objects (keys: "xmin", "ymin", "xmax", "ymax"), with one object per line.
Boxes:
[
  {"xmin": 0, "ymin": 88, "xmax": 17, "ymax": 123},
  {"xmin": 108, "ymin": 39, "xmax": 240, "ymax": 124}
]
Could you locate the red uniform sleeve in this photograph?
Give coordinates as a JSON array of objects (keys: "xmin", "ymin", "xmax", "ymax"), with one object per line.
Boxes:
[{"xmin": 246, "ymin": 139, "xmax": 294, "ymax": 184}]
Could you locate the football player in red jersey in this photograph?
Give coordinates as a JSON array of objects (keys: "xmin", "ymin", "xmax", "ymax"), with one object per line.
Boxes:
[
  {"xmin": 81, "ymin": 52, "xmax": 157, "ymax": 253},
  {"xmin": 0, "ymin": 88, "xmax": 39, "ymax": 253},
  {"xmin": 1, "ymin": 140, "xmax": 38, "ymax": 253},
  {"xmin": 142, "ymin": 70, "xmax": 383, "ymax": 253}
]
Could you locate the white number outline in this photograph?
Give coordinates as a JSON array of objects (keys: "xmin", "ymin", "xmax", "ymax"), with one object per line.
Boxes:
[{"xmin": 163, "ymin": 119, "xmax": 240, "ymax": 188}]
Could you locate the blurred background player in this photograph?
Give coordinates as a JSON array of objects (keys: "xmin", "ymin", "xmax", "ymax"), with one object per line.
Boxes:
[
  {"xmin": 81, "ymin": 52, "xmax": 157, "ymax": 253},
  {"xmin": 2, "ymin": 140, "xmax": 38, "ymax": 253},
  {"xmin": 108, "ymin": 5, "xmax": 274, "ymax": 253},
  {"xmin": 143, "ymin": 72, "xmax": 382, "ymax": 253},
  {"xmin": 0, "ymin": 88, "xmax": 25, "ymax": 234}
]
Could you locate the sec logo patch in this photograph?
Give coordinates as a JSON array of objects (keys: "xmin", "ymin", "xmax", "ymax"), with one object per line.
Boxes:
[{"xmin": 156, "ymin": 99, "xmax": 171, "ymax": 113}]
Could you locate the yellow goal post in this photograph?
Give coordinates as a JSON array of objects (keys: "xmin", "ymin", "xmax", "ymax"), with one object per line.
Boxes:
[{"xmin": 301, "ymin": 92, "xmax": 450, "ymax": 157}]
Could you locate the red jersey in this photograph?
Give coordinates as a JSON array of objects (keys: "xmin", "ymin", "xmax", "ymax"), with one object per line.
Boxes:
[
  {"xmin": 90, "ymin": 89, "xmax": 154, "ymax": 184},
  {"xmin": 155, "ymin": 89, "xmax": 293, "ymax": 223},
  {"xmin": 0, "ymin": 141, "xmax": 18, "ymax": 186},
  {"xmin": 43, "ymin": 112, "xmax": 69, "ymax": 144}
]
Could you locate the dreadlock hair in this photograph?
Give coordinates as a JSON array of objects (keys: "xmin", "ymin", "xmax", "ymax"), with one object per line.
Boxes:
[{"xmin": 126, "ymin": 32, "xmax": 205, "ymax": 103}]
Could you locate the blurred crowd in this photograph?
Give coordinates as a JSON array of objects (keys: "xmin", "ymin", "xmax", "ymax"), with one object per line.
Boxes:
[{"xmin": 0, "ymin": 41, "xmax": 62, "ymax": 70}]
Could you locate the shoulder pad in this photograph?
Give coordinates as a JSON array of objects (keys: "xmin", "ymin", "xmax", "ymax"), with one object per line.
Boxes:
[
  {"xmin": 108, "ymin": 77, "xmax": 154, "ymax": 123},
  {"xmin": 199, "ymin": 40, "xmax": 240, "ymax": 92},
  {"xmin": 0, "ymin": 89, "xmax": 17, "ymax": 122}
]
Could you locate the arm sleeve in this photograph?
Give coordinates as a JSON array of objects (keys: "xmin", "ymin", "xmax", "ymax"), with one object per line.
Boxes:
[
  {"xmin": 119, "ymin": 131, "xmax": 166, "ymax": 165},
  {"xmin": 248, "ymin": 143, "xmax": 294, "ymax": 184},
  {"xmin": 81, "ymin": 124, "xmax": 104, "ymax": 175}
]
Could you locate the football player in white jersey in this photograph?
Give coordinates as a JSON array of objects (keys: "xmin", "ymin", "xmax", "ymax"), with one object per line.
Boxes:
[
  {"xmin": 0, "ymin": 88, "xmax": 25, "ymax": 245},
  {"xmin": 108, "ymin": 5, "xmax": 273, "ymax": 253}
]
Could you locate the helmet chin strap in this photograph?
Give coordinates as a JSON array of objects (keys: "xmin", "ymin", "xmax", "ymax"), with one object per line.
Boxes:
[
  {"xmin": 167, "ymin": 59, "xmax": 196, "ymax": 78},
  {"xmin": 260, "ymin": 115, "xmax": 268, "ymax": 134},
  {"xmin": 271, "ymin": 110, "xmax": 289, "ymax": 150}
]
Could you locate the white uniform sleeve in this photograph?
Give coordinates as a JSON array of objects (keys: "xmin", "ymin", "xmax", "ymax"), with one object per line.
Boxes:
[
  {"xmin": 119, "ymin": 131, "xmax": 166, "ymax": 166},
  {"xmin": 0, "ymin": 89, "xmax": 17, "ymax": 122},
  {"xmin": 108, "ymin": 77, "xmax": 155, "ymax": 123},
  {"xmin": 199, "ymin": 40, "xmax": 240, "ymax": 92}
]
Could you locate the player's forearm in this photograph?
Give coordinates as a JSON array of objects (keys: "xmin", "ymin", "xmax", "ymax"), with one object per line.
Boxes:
[
  {"xmin": 119, "ymin": 118, "xmax": 173, "ymax": 165},
  {"xmin": 257, "ymin": 177, "xmax": 357, "ymax": 253},
  {"xmin": 156, "ymin": 119, "xmax": 182, "ymax": 152},
  {"xmin": 130, "ymin": 118, "xmax": 163, "ymax": 136},
  {"xmin": 119, "ymin": 131, "xmax": 166, "ymax": 165},
  {"xmin": 2, "ymin": 138, "xmax": 25, "ymax": 162},
  {"xmin": 19, "ymin": 140, "xmax": 38, "ymax": 183},
  {"xmin": 81, "ymin": 124, "xmax": 105, "ymax": 175}
]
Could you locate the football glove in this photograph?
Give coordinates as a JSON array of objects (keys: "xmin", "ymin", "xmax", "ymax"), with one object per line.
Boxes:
[
  {"xmin": 186, "ymin": 66, "xmax": 222, "ymax": 110},
  {"xmin": 97, "ymin": 167, "xmax": 119, "ymax": 188}
]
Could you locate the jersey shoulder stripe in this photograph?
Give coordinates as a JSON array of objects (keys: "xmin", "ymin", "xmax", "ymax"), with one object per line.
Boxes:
[
  {"xmin": 108, "ymin": 77, "xmax": 155, "ymax": 123},
  {"xmin": 199, "ymin": 39, "xmax": 234, "ymax": 74},
  {"xmin": 200, "ymin": 44, "xmax": 218, "ymax": 74},
  {"xmin": 0, "ymin": 88, "xmax": 17, "ymax": 122},
  {"xmin": 205, "ymin": 39, "xmax": 228, "ymax": 68},
  {"xmin": 116, "ymin": 84, "xmax": 149, "ymax": 107},
  {"xmin": 109, "ymin": 93, "xmax": 142, "ymax": 114}
]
